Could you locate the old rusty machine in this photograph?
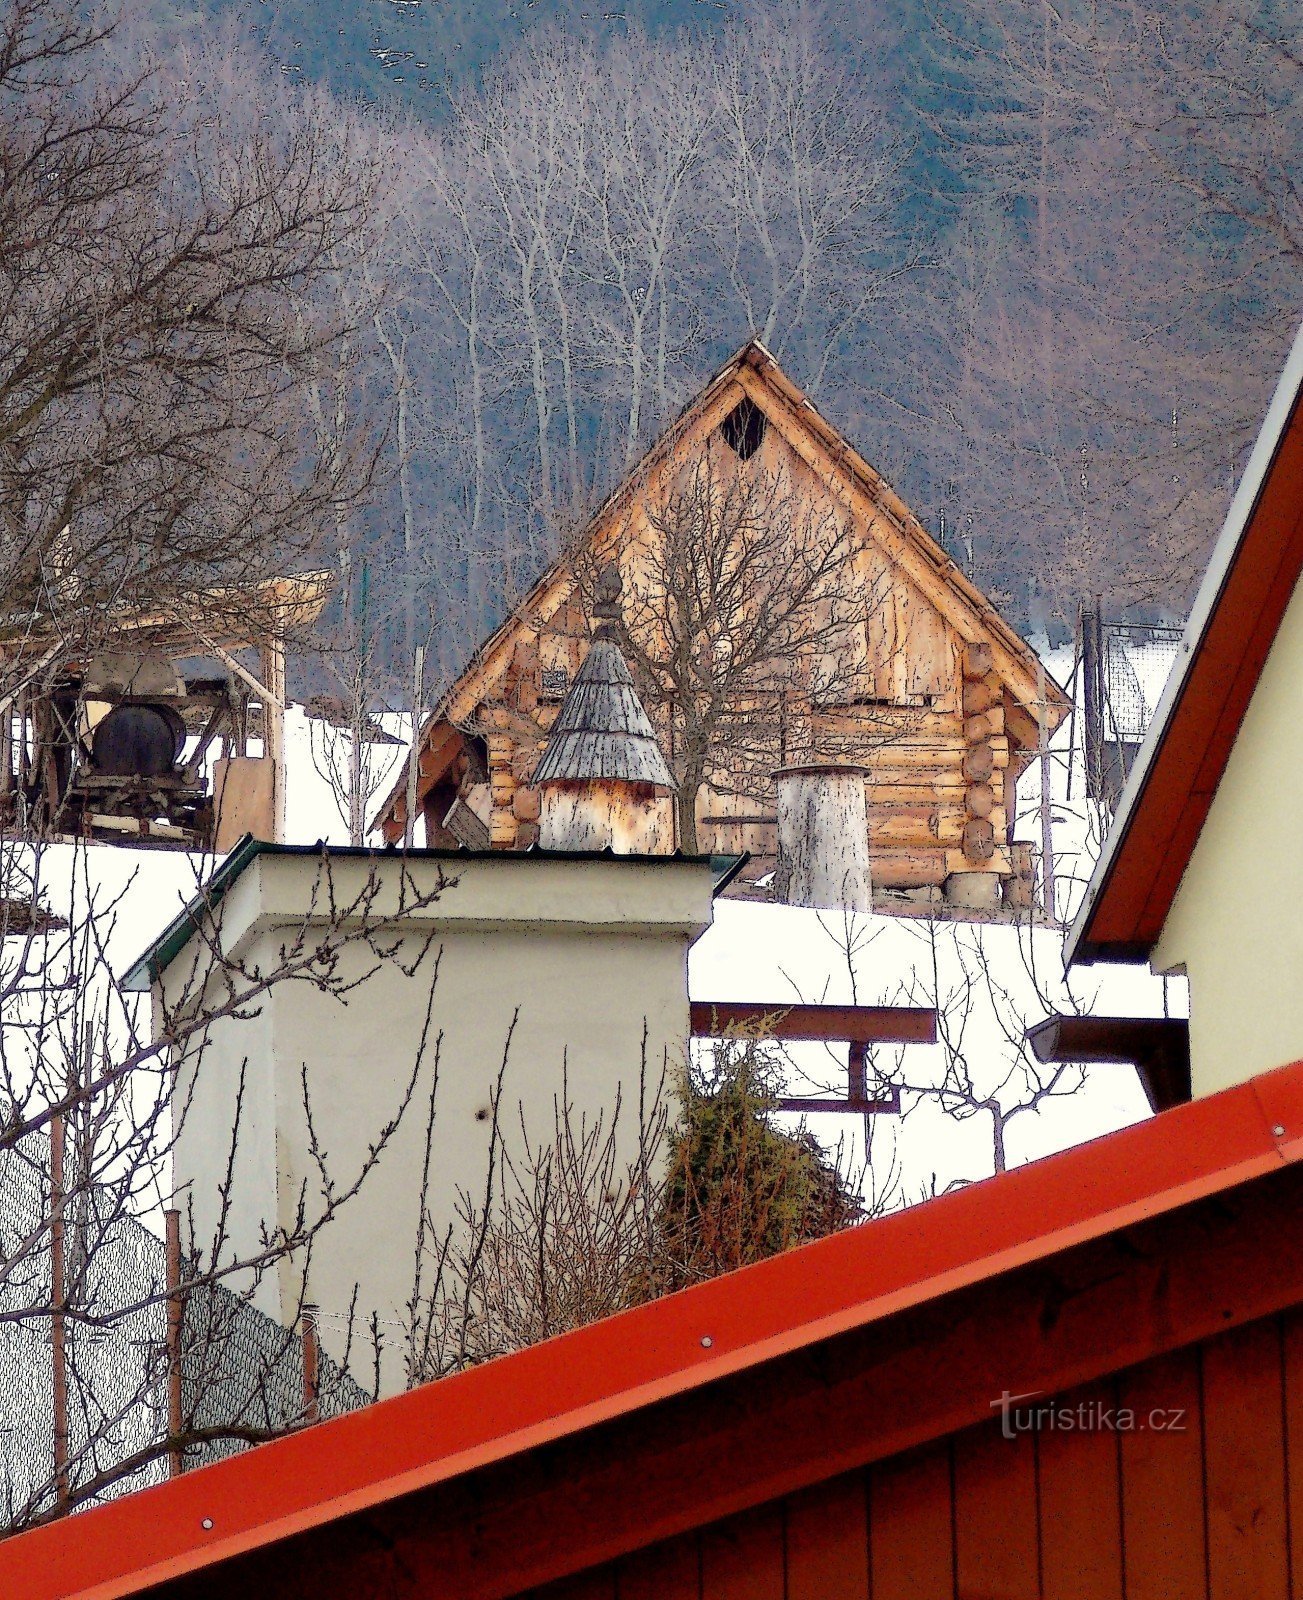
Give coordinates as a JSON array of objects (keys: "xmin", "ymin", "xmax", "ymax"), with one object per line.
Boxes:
[{"xmin": 15, "ymin": 651, "xmax": 251, "ymax": 847}]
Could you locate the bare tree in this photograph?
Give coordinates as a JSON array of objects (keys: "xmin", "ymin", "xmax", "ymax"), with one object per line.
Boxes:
[
  {"xmin": 408, "ymin": 1028, "xmax": 863, "ymax": 1382},
  {"xmin": 705, "ymin": 5, "xmax": 907, "ymax": 392},
  {"xmin": 898, "ymin": 0, "xmax": 1302, "ymax": 625},
  {"xmin": 771, "ymin": 900, "xmax": 1168, "ymax": 1199},
  {"xmin": 576, "ymin": 31, "xmax": 715, "ymax": 469},
  {"xmin": 886, "ymin": 915, "xmax": 1090, "ymax": 1181},
  {"xmin": 304, "ymin": 549, "xmax": 408, "ymax": 846},
  {"xmin": 408, "ymin": 1053, "xmax": 667, "ymax": 1381},
  {"xmin": 558, "ymin": 452, "xmax": 896, "ymax": 852},
  {"xmin": 0, "ymin": 836, "xmax": 448, "ymax": 1527},
  {"xmin": 386, "ymin": 7, "xmax": 909, "ymax": 662},
  {"xmin": 0, "ymin": 0, "xmax": 384, "ymax": 704}
]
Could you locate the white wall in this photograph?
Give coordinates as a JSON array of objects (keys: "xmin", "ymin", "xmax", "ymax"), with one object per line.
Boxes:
[
  {"xmin": 163, "ymin": 852, "xmax": 714, "ymax": 1393},
  {"xmin": 1152, "ymin": 576, "xmax": 1303, "ymax": 1094}
]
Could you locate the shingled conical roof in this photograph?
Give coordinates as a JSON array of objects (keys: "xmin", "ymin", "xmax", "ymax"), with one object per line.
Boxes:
[{"xmin": 531, "ymin": 569, "xmax": 675, "ymax": 791}]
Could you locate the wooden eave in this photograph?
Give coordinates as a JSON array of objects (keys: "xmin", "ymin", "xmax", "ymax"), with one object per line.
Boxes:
[
  {"xmin": 0, "ymin": 572, "xmax": 334, "ymax": 662},
  {"xmin": 1069, "ymin": 320, "xmax": 1303, "ymax": 965},
  {"xmin": 375, "ymin": 344, "xmax": 1068, "ymax": 836}
]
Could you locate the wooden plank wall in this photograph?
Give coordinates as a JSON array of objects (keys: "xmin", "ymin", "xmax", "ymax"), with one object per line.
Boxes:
[{"xmin": 520, "ymin": 1306, "xmax": 1303, "ymax": 1600}]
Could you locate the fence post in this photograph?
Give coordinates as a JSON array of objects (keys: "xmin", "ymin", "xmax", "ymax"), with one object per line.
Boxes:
[
  {"xmin": 1037, "ymin": 657, "xmax": 1057, "ymax": 926},
  {"xmin": 302, "ymin": 1304, "xmax": 320, "ymax": 1425},
  {"xmin": 49, "ymin": 1112, "xmax": 68, "ymax": 1508},
  {"xmin": 165, "ymin": 1210, "xmax": 183, "ymax": 1478},
  {"xmin": 1081, "ymin": 598, "xmax": 1105, "ymax": 800}
]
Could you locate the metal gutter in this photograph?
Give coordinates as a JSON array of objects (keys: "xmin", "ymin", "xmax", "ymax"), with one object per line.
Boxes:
[{"xmin": 121, "ymin": 840, "xmax": 746, "ymax": 991}]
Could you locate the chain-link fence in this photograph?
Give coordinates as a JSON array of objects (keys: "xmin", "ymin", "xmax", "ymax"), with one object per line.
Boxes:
[
  {"xmin": 1101, "ymin": 622, "xmax": 1183, "ymax": 743},
  {"xmin": 181, "ymin": 1279, "xmax": 371, "ymax": 1472},
  {"xmin": 0, "ymin": 1133, "xmax": 169, "ymax": 1522},
  {"xmin": 0, "ymin": 1132, "xmax": 371, "ymax": 1523},
  {"xmin": 1082, "ymin": 617, "xmax": 1183, "ymax": 805}
]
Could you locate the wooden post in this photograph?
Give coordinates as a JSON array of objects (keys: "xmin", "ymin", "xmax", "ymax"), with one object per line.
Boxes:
[
  {"xmin": 302, "ymin": 1304, "xmax": 320, "ymax": 1425},
  {"xmin": 50, "ymin": 1113, "xmax": 69, "ymax": 1507},
  {"xmin": 259, "ymin": 634, "xmax": 287, "ymax": 843},
  {"xmin": 1037, "ymin": 657, "xmax": 1057, "ymax": 925},
  {"xmin": 403, "ymin": 646, "xmax": 424, "ymax": 851},
  {"xmin": 165, "ymin": 1210, "xmax": 183, "ymax": 1478}
]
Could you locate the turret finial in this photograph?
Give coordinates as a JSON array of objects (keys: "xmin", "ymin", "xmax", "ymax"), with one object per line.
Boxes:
[{"xmin": 592, "ymin": 565, "xmax": 622, "ymax": 640}]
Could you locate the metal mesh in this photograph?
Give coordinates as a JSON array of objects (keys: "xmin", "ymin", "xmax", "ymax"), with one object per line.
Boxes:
[
  {"xmin": 0, "ymin": 1134, "xmax": 168, "ymax": 1521},
  {"xmin": 0, "ymin": 1133, "xmax": 371, "ymax": 1522},
  {"xmin": 180, "ymin": 1281, "xmax": 371, "ymax": 1472},
  {"xmin": 1101, "ymin": 623, "xmax": 1182, "ymax": 743}
]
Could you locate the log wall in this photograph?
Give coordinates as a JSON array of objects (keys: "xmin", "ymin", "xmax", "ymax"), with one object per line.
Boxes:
[{"xmin": 419, "ymin": 412, "xmax": 1046, "ymax": 902}]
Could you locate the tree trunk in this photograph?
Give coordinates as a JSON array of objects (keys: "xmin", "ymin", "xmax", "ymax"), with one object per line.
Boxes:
[{"xmin": 775, "ymin": 767, "xmax": 871, "ymax": 912}]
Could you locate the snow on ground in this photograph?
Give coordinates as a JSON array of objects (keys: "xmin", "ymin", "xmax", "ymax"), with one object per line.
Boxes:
[
  {"xmin": 186, "ymin": 705, "xmax": 412, "ymax": 848},
  {"xmin": 14, "ymin": 838, "xmax": 207, "ymax": 974},
  {"xmin": 5, "ymin": 628, "xmax": 1189, "ymax": 1215},
  {"xmin": 689, "ymin": 898, "xmax": 1179, "ymax": 1210}
]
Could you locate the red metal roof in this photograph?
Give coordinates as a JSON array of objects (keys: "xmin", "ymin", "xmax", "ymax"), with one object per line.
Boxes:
[
  {"xmin": 1069, "ymin": 325, "xmax": 1303, "ymax": 963},
  {"xmin": 5, "ymin": 1057, "xmax": 1302, "ymax": 1600}
]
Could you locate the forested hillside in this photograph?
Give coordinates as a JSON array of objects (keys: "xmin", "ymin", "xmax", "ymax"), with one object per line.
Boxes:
[{"xmin": 124, "ymin": 1, "xmax": 1303, "ymax": 689}]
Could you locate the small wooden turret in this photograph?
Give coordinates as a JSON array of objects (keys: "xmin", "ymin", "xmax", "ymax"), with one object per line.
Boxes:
[{"xmin": 532, "ymin": 568, "xmax": 676, "ymax": 854}]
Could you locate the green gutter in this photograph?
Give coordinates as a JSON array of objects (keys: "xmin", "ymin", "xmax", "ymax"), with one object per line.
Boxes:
[
  {"xmin": 121, "ymin": 833, "xmax": 264, "ymax": 991},
  {"xmin": 122, "ymin": 842, "xmax": 748, "ymax": 992}
]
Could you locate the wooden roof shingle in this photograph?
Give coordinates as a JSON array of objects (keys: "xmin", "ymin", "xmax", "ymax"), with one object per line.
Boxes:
[{"xmin": 531, "ymin": 637, "xmax": 675, "ymax": 791}]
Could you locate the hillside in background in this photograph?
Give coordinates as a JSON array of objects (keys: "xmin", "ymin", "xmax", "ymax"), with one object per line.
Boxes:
[
  {"xmin": 136, "ymin": 0, "xmax": 1302, "ymax": 688},
  {"xmin": 229, "ymin": 0, "xmax": 751, "ymax": 101}
]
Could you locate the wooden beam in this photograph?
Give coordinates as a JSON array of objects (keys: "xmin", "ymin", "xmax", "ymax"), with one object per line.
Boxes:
[
  {"xmin": 690, "ymin": 1001, "xmax": 936, "ymax": 1046},
  {"xmin": 777, "ymin": 1092, "xmax": 901, "ymax": 1116},
  {"xmin": 199, "ymin": 640, "xmax": 282, "ymax": 711}
]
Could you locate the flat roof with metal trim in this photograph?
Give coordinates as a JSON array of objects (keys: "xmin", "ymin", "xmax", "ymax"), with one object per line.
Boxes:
[{"xmin": 122, "ymin": 837, "xmax": 747, "ymax": 991}]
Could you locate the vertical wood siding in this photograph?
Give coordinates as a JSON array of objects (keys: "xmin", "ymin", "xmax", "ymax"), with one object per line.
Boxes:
[{"xmin": 523, "ymin": 1305, "xmax": 1303, "ymax": 1600}]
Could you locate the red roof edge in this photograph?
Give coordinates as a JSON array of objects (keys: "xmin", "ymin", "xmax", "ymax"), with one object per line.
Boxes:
[
  {"xmin": 7, "ymin": 1058, "xmax": 1303, "ymax": 1600},
  {"xmin": 1069, "ymin": 321, "xmax": 1303, "ymax": 964}
]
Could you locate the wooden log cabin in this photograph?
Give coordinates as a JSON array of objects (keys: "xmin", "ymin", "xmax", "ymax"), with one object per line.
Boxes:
[{"xmin": 375, "ymin": 343, "xmax": 1069, "ymax": 910}]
